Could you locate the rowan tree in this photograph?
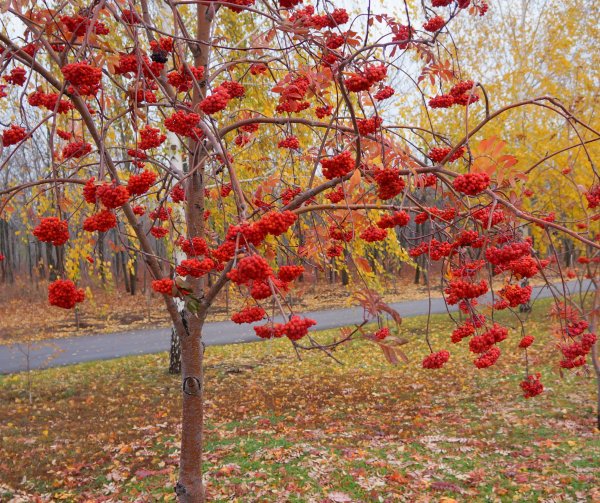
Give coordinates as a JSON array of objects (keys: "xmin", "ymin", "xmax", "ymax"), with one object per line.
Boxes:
[{"xmin": 1, "ymin": 0, "xmax": 599, "ymax": 501}]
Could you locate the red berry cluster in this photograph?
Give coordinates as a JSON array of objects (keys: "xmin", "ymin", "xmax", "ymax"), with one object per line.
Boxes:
[
  {"xmin": 285, "ymin": 316, "xmax": 317, "ymax": 340},
  {"xmin": 200, "ymin": 86, "xmax": 232, "ymax": 115},
  {"xmin": 150, "ymin": 36, "xmax": 173, "ymax": 56},
  {"xmin": 279, "ymin": 0, "xmax": 303, "ymax": 8},
  {"xmin": 409, "ymin": 239, "xmax": 453, "ymax": 261},
  {"xmin": 344, "ymin": 64, "xmax": 387, "ymax": 93},
  {"xmin": 62, "ymin": 141, "xmax": 92, "ymax": 159},
  {"xmin": 377, "ymin": 211, "xmax": 410, "ymax": 229},
  {"xmin": 83, "ymin": 210, "xmax": 117, "ymax": 232},
  {"xmin": 278, "ymin": 136, "xmax": 300, "ymax": 149},
  {"xmin": 428, "ymin": 146, "xmax": 465, "ymax": 163},
  {"xmin": 254, "ymin": 322, "xmax": 283, "ymax": 339},
  {"xmin": 520, "ymin": 373, "xmax": 543, "ymax": 398},
  {"xmin": 228, "ymin": 255, "xmax": 273, "ymax": 284},
  {"xmin": 326, "ymin": 186, "xmax": 345, "ymax": 203},
  {"xmin": 3, "ymin": 67, "xmax": 26, "ymax": 86},
  {"xmin": 152, "ymin": 278, "xmax": 175, "ymax": 295},
  {"xmin": 373, "ymin": 167, "xmax": 405, "ymax": 200},
  {"xmin": 374, "ymin": 86, "xmax": 395, "ymax": 101},
  {"xmin": 231, "ymin": 306, "xmax": 266, "ymax": 324},
  {"xmin": 28, "ymin": 90, "xmax": 74, "ymax": 114},
  {"xmin": 83, "ymin": 178, "xmax": 98, "ymax": 204},
  {"xmin": 499, "ymin": 284, "xmax": 532, "ymax": 308},
  {"xmin": 221, "ymin": 81, "xmax": 245, "ymax": 98},
  {"xmin": 453, "ymin": 172, "xmax": 491, "ymax": 196},
  {"xmin": 250, "ymin": 280, "xmax": 273, "ymax": 300},
  {"xmin": 415, "ymin": 206, "xmax": 456, "ymax": 224},
  {"xmin": 518, "ymin": 335, "xmax": 534, "ymax": 349},
  {"xmin": 321, "ymin": 151, "xmax": 355, "ymax": 179},
  {"xmin": 60, "ymin": 15, "xmax": 110, "ymax": 36},
  {"xmin": 150, "ymin": 226, "xmax": 168, "ymax": 238},
  {"xmin": 277, "ymin": 265, "xmax": 304, "ymax": 282},
  {"xmin": 560, "ymin": 332, "xmax": 597, "ymax": 368},
  {"xmin": 96, "ymin": 183, "xmax": 129, "ymax": 209},
  {"xmin": 178, "ymin": 237, "xmax": 209, "ymax": 257},
  {"xmin": 392, "ymin": 24, "xmax": 413, "ymax": 49},
  {"xmin": 474, "ymin": 346, "xmax": 501, "ymax": 368},
  {"xmin": 469, "ymin": 323, "xmax": 507, "ymax": 354},
  {"xmin": 329, "ymin": 224, "xmax": 354, "ymax": 242},
  {"xmin": 360, "ymin": 225, "xmax": 387, "ymax": 242},
  {"xmin": 451, "ymin": 260, "xmax": 486, "ymax": 279},
  {"xmin": 422, "ymin": 350, "xmax": 450, "ymax": 369},
  {"xmin": 165, "ymin": 110, "xmax": 201, "ymax": 137},
  {"xmin": 327, "ymin": 244, "xmax": 343, "ymax": 258},
  {"xmin": 432, "ymin": 0, "xmax": 453, "ymax": 6},
  {"xmin": 451, "ymin": 323, "xmax": 475, "ymax": 343},
  {"xmin": 423, "ymin": 16, "xmax": 446, "ymax": 32},
  {"xmin": 429, "ymin": 80, "xmax": 479, "ymax": 109},
  {"xmin": 289, "ymin": 6, "xmax": 349, "ymax": 30},
  {"xmin": 374, "ymin": 327, "xmax": 390, "ymax": 340},
  {"xmin": 57, "ymin": 129, "xmax": 71, "ymax": 140},
  {"xmin": 260, "ymin": 210, "xmax": 298, "ymax": 236},
  {"xmin": 167, "ymin": 66, "xmax": 205, "ymax": 93},
  {"xmin": 585, "ymin": 186, "xmax": 600, "ymax": 209},
  {"xmin": 61, "ymin": 62, "xmax": 102, "ymax": 93},
  {"xmin": 33, "ymin": 217, "xmax": 69, "ymax": 246},
  {"xmin": 139, "ymin": 126, "xmax": 166, "ymax": 150},
  {"xmin": 171, "ymin": 185, "xmax": 186, "ymax": 203},
  {"xmin": 2, "ymin": 125, "xmax": 27, "ymax": 146},
  {"xmin": 226, "ymin": 222, "xmax": 265, "ymax": 246},
  {"xmin": 485, "ymin": 240, "xmax": 531, "ymax": 267},
  {"xmin": 254, "ymin": 316, "xmax": 316, "ymax": 341},
  {"xmin": 280, "ymin": 187, "xmax": 301, "ymax": 205},
  {"xmin": 315, "ymin": 105, "xmax": 333, "ymax": 118},
  {"xmin": 454, "ymin": 230, "xmax": 485, "ymax": 248},
  {"xmin": 176, "ymin": 258, "xmax": 216, "ymax": 278},
  {"xmin": 114, "ymin": 54, "xmax": 139, "ymax": 76},
  {"xmin": 48, "ymin": 279, "xmax": 85, "ymax": 309},
  {"xmin": 325, "ymin": 33, "xmax": 345, "ymax": 49},
  {"xmin": 428, "ymin": 95, "xmax": 454, "ymax": 108},
  {"xmin": 445, "ymin": 279, "xmax": 488, "ymax": 305},
  {"xmin": 357, "ymin": 117, "xmax": 383, "ymax": 136},
  {"xmin": 127, "ymin": 170, "xmax": 157, "ymax": 196},
  {"xmin": 473, "ymin": 207, "xmax": 505, "ymax": 227},
  {"xmin": 149, "ymin": 207, "xmax": 171, "ymax": 221},
  {"xmin": 219, "ymin": 0, "xmax": 255, "ymax": 14}
]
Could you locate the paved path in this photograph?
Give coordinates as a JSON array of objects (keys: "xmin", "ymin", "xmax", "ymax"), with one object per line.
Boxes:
[{"xmin": 0, "ymin": 280, "xmax": 591, "ymax": 374}]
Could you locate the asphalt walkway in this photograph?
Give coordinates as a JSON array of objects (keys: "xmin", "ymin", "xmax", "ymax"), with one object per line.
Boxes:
[{"xmin": 0, "ymin": 280, "xmax": 590, "ymax": 374}]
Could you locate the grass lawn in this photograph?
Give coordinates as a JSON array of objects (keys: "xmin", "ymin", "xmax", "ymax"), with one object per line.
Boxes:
[{"xmin": 1, "ymin": 299, "xmax": 599, "ymax": 502}]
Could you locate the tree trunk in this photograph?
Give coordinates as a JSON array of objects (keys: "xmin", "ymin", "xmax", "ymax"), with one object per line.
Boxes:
[
  {"xmin": 169, "ymin": 309, "xmax": 185, "ymax": 374},
  {"xmin": 176, "ymin": 315, "xmax": 206, "ymax": 502},
  {"xmin": 589, "ymin": 283, "xmax": 600, "ymax": 430}
]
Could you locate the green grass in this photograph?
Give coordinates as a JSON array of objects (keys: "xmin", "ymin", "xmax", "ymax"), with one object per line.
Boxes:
[{"xmin": 1, "ymin": 298, "xmax": 599, "ymax": 501}]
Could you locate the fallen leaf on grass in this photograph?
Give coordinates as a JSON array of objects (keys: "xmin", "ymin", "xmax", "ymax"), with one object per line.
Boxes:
[{"xmin": 328, "ymin": 491, "xmax": 353, "ymax": 502}]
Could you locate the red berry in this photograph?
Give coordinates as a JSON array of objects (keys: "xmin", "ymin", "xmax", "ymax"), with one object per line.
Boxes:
[
  {"xmin": 520, "ymin": 373, "xmax": 543, "ymax": 398},
  {"xmin": 48, "ymin": 279, "xmax": 85, "ymax": 309},
  {"xmin": 422, "ymin": 350, "xmax": 450, "ymax": 369},
  {"xmin": 453, "ymin": 172, "xmax": 490, "ymax": 195},
  {"xmin": 33, "ymin": 217, "xmax": 69, "ymax": 246}
]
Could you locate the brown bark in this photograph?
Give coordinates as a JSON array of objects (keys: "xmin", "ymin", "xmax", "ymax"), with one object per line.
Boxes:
[
  {"xmin": 175, "ymin": 314, "xmax": 206, "ymax": 502},
  {"xmin": 176, "ymin": 4, "xmax": 214, "ymax": 500},
  {"xmin": 589, "ymin": 282, "xmax": 600, "ymax": 430}
]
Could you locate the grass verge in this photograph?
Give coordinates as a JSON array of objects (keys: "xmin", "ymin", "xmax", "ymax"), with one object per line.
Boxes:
[{"xmin": 1, "ymin": 299, "xmax": 598, "ymax": 502}]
